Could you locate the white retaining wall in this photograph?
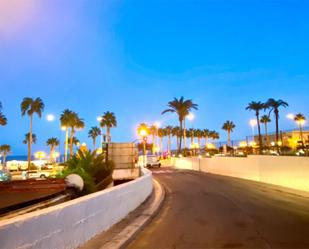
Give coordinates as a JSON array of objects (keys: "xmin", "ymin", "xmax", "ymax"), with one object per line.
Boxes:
[
  {"xmin": 0, "ymin": 168, "xmax": 153, "ymax": 249},
  {"xmin": 172, "ymin": 156, "xmax": 309, "ymax": 192}
]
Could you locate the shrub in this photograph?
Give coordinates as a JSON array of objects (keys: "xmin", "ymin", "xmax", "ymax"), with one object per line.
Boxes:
[{"xmin": 56, "ymin": 150, "xmax": 114, "ymax": 195}]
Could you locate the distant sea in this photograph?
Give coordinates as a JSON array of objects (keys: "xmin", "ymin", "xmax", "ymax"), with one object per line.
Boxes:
[{"xmin": 4, "ymin": 155, "xmax": 65, "ymax": 162}]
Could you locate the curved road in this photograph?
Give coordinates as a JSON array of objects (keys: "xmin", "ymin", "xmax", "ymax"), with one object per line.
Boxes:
[{"xmin": 128, "ymin": 168, "xmax": 309, "ymax": 249}]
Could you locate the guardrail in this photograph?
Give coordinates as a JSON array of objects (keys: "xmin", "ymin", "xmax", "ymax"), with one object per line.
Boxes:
[{"xmin": 0, "ymin": 168, "xmax": 153, "ymax": 249}]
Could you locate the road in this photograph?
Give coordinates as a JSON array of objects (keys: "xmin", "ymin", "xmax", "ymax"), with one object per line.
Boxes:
[{"xmin": 127, "ymin": 168, "xmax": 309, "ymax": 249}]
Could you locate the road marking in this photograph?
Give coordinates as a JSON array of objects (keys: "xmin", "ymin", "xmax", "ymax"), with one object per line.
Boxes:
[{"xmin": 152, "ymin": 170, "xmax": 174, "ymax": 174}]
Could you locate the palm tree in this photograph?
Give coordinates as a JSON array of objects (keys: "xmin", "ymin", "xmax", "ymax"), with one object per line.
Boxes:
[
  {"xmin": 68, "ymin": 113, "xmax": 85, "ymax": 157},
  {"xmin": 246, "ymin": 101, "xmax": 265, "ymax": 151},
  {"xmin": 294, "ymin": 113, "xmax": 306, "ymax": 143},
  {"xmin": 60, "ymin": 109, "xmax": 74, "ymax": 162},
  {"xmin": 88, "ymin": 126, "xmax": 101, "ymax": 149},
  {"xmin": 100, "ymin": 111, "xmax": 117, "ymax": 143},
  {"xmin": 162, "ymin": 97, "xmax": 198, "ymax": 153},
  {"xmin": 165, "ymin": 126, "xmax": 173, "ymax": 155},
  {"xmin": 265, "ymin": 98, "xmax": 288, "ymax": 144},
  {"xmin": 0, "ymin": 101, "xmax": 7, "ymax": 126},
  {"xmin": 158, "ymin": 128, "xmax": 165, "ymax": 156},
  {"xmin": 23, "ymin": 133, "xmax": 37, "ymax": 146},
  {"xmin": 195, "ymin": 129, "xmax": 203, "ymax": 148},
  {"xmin": 0, "ymin": 112, "xmax": 7, "ymax": 126},
  {"xmin": 21, "ymin": 97, "xmax": 44, "ymax": 169},
  {"xmin": 260, "ymin": 115, "xmax": 271, "ymax": 146},
  {"xmin": 202, "ymin": 129, "xmax": 210, "ymax": 147},
  {"xmin": 222, "ymin": 121, "xmax": 235, "ymax": 146},
  {"xmin": 210, "ymin": 131, "xmax": 220, "ymax": 142},
  {"xmin": 46, "ymin": 137, "xmax": 59, "ymax": 162},
  {"xmin": 0, "ymin": 144, "xmax": 11, "ymax": 168},
  {"xmin": 72, "ymin": 136, "xmax": 80, "ymax": 150},
  {"xmin": 187, "ymin": 128, "xmax": 195, "ymax": 145},
  {"xmin": 172, "ymin": 126, "xmax": 180, "ymax": 152},
  {"xmin": 150, "ymin": 125, "xmax": 158, "ymax": 154}
]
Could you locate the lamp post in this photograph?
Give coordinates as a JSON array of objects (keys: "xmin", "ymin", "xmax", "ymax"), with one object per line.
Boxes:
[
  {"xmin": 139, "ymin": 128, "xmax": 148, "ymax": 168},
  {"xmin": 249, "ymin": 119, "xmax": 257, "ymax": 142},
  {"xmin": 184, "ymin": 113, "xmax": 194, "ymax": 154}
]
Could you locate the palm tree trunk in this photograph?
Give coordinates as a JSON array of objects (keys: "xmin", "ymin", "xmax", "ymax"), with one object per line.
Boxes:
[
  {"xmin": 205, "ymin": 137, "xmax": 208, "ymax": 147},
  {"xmin": 256, "ymin": 114, "xmax": 262, "ymax": 153},
  {"xmin": 227, "ymin": 131, "xmax": 231, "ymax": 146},
  {"xmin": 275, "ymin": 110, "xmax": 279, "ymax": 143},
  {"xmin": 50, "ymin": 145, "xmax": 55, "ymax": 163},
  {"xmin": 160, "ymin": 137, "xmax": 163, "ymax": 156},
  {"xmin": 69, "ymin": 128, "xmax": 75, "ymax": 157},
  {"xmin": 179, "ymin": 120, "xmax": 183, "ymax": 153},
  {"xmin": 265, "ymin": 124, "xmax": 269, "ymax": 146},
  {"xmin": 28, "ymin": 115, "xmax": 33, "ymax": 170},
  {"xmin": 183, "ymin": 119, "xmax": 186, "ymax": 151},
  {"xmin": 168, "ymin": 134, "xmax": 171, "ymax": 155},
  {"xmin": 64, "ymin": 128, "xmax": 69, "ymax": 161},
  {"xmin": 198, "ymin": 137, "xmax": 201, "ymax": 148},
  {"xmin": 176, "ymin": 135, "xmax": 179, "ymax": 152},
  {"xmin": 107, "ymin": 126, "xmax": 111, "ymax": 143},
  {"xmin": 299, "ymin": 124, "xmax": 304, "ymax": 143},
  {"xmin": 3, "ymin": 153, "xmax": 7, "ymax": 170},
  {"xmin": 93, "ymin": 138, "xmax": 96, "ymax": 150},
  {"xmin": 191, "ymin": 136, "xmax": 194, "ymax": 145},
  {"xmin": 152, "ymin": 134, "xmax": 156, "ymax": 154}
]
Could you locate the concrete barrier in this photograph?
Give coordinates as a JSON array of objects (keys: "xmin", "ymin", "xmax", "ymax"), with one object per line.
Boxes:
[
  {"xmin": 172, "ymin": 156, "xmax": 309, "ymax": 192},
  {"xmin": 0, "ymin": 168, "xmax": 153, "ymax": 249}
]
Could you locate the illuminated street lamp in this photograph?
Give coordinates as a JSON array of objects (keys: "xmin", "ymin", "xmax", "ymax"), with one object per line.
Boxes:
[
  {"xmin": 184, "ymin": 113, "xmax": 195, "ymax": 151},
  {"xmin": 287, "ymin": 113, "xmax": 295, "ymax": 120},
  {"xmin": 34, "ymin": 151, "xmax": 46, "ymax": 160},
  {"xmin": 46, "ymin": 114, "xmax": 55, "ymax": 122},
  {"xmin": 249, "ymin": 119, "xmax": 257, "ymax": 141},
  {"xmin": 137, "ymin": 124, "xmax": 149, "ymax": 168}
]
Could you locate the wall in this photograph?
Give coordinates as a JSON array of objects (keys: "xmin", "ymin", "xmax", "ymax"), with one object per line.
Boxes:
[
  {"xmin": 172, "ymin": 156, "xmax": 309, "ymax": 192},
  {"xmin": 0, "ymin": 168, "xmax": 153, "ymax": 249}
]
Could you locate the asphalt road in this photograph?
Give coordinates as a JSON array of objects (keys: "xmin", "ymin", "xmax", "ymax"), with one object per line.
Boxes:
[{"xmin": 127, "ymin": 168, "xmax": 309, "ymax": 249}]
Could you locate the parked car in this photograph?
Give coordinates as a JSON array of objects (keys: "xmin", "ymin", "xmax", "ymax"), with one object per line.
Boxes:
[
  {"xmin": 146, "ymin": 155, "xmax": 161, "ymax": 168},
  {"xmin": 0, "ymin": 170, "xmax": 11, "ymax": 182},
  {"xmin": 26, "ymin": 170, "xmax": 50, "ymax": 179}
]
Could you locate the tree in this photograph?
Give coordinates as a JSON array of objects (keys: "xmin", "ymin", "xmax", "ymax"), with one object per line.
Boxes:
[
  {"xmin": 165, "ymin": 126, "xmax": 173, "ymax": 155},
  {"xmin": 172, "ymin": 126, "xmax": 180, "ymax": 152},
  {"xmin": 246, "ymin": 101, "xmax": 265, "ymax": 151},
  {"xmin": 265, "ymin": 98, "xmax": 288, "ymax": 144},
  {"xmin": 195, "ymin": 129, "xmax": 203, "ymax": 148},
  {"xmin": 88, "ymin": 127, "xmax": 101, "ymax": 149},
  {"xmin": 260, "ymin": 115, "xmax": 271, "ymax": 146},
  {"xmin": 23, "ymin": 133, "xmax": 37, "ymax": 145},
  {"xmin": 100, "ymin": 111, "xmax": 117, "ymax": 143},
  {"xmin": 222, "ymin": 121, "xmax": 235, "ymax": 146},
  {"xmin": 202, "ymin": 129, "xmax": 210, "ymax": 147},
  {"xmin": 60, "ymin": 109, "xmax": 74, "ymax": 161},
  {"xmin": 68, "ymin": 113, "xmax": 85, "ymax": 157},
  {"xmin": 21, "ymin": 97, "xmax": 44, "ymax": 169},
  {"xmin": 0, "ymin": 102, "xmax": 7, "ymax": 126},
  {"xmin": 187, "ymin": 128, "xmax": 195, "ymax": 145},
  {"xmin": 158, "ymin": 128, "xmax": 165, "ymax": 156},
  {"xmin": 294, "ymin": 113, "xmax": 306, "ymax": 143},
  {"xmin": 162, "ymin": 97, "xmax": 198, "ymax": 154},
  {"xmin": 46, "ymin": 137, "xmax": 60, "ymax": 162},
  {"xmin": 0, "ymin": 144, "xmax": 11, "ymax": 168},
  {"xmin": 150, "ymin": 125, "xmax": 158, "ymax": 154}
]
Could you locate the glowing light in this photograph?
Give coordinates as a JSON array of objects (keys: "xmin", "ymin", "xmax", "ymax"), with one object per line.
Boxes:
[
  {"xmin": 97, "ymin": 116, "xmax": 103, "ymax": 122},
  {"xmin": 206, "ymin": 143, "xmax": 215, "ymax": 149},
  {"xmin": 287, "ymin": 113, "xmax": 295, "ymax": 120},
  {"xmin": 61, "ymin": 126, "xmax": 67, "ymax": 131},
  {"xmin": 34, "ymin": 151, "xmax": 46, "ymax": 160},
  {"xmin": 249, "ymin": 141, "xmax": 257, "ymax": 147},
  {"xmin": 52, "ymin": 152, "xmax": 60, "ymax": 158},
  {"xmin": 239, "ymin": 141, "xmax": 247, "ymax": 148},
  {"xmin": 139, "ymin": 129, "xmax": 148, "ymax": 137},
  {"xmin": 249, "ymin": 119, "xmax": 257, "ymax": 127},
  {"xmin": 271, "ymin": 142, "xmax": 275, "ymax": 146},
  {"xmin": 46, "ymin": 114, "xmax": 55, "ymax": 122},
  {"xmin": 277, "ymin": 141, "xmax": 282, "ymax": 146},
  {"xmin": 96, "ymin": 148, "xmax": 103, "ymax": 155},
  {"xmin": 154, "ymin": 121, "xmax": 161, "ymax": 128},
  {"xmin": 198, "ymin": 155, "xmax": 202, "ymax": 159},
  {"xmin": 187, "ymin": 112, "xmax": 194, "ymax": 121}
]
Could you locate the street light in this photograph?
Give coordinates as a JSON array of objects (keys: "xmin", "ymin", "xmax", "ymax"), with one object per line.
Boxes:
[
  {"xmin": 287, "ymin": 113, "xmax": 295, "ymax": 120},
  {"xmin": 249, "ymin": 119, "xmax": 257, "ymax": 142},
  {"xmin": 138, "ymin": 126, "xmax": 149, "ymax": 168},
  {"xmin": 46, "ymin": 114, "xmax": 55, "ymax": 122},
  {"xmin": 184, "ymin": 113, "xmax": 195, "ymax": 153}
]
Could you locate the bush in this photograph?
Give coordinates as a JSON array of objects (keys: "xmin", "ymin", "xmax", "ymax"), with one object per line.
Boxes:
[{"xmin": 56, "ymin": 150, "xmax": 114, "ymax": 195}]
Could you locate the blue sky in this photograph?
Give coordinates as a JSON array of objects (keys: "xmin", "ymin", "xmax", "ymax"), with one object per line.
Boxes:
[{"xmin": 0, "ymin": 0, "xmax": 308, "ymax": 154}]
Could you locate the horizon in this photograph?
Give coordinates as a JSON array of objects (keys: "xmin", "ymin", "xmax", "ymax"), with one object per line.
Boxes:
[{"xmin": 1, "ymin": 0, "xmax": 309, "ymax": 155}]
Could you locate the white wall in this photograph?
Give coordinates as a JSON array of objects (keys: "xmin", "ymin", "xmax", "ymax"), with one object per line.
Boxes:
[
  {"xmin": 0, "ymin": 168, "xmax": 153, "ymax": 249},
  {"xmin": 172, "ymin": 156, "xmax": 309, "ymax": 192}
]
